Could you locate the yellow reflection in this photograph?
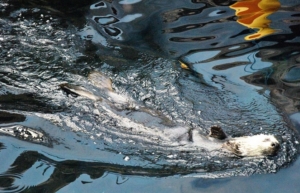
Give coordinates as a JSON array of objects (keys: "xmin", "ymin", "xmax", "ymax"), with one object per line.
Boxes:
[
  {"xmin": 180, "ymin": 61, "xmax": 189, "ymax": 70},
  {"xmin": 230, "ymin": 0, "xmax": 280, "ymax": 40}
]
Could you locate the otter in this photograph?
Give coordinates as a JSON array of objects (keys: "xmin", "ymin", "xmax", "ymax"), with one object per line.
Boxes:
[
  {"xmin": 60, "ymin": 71, "xmax": 280, "ymax": 157},
  {"xmin": 208, "ymin": 126, "xmax": 280, "ymax": 157}
]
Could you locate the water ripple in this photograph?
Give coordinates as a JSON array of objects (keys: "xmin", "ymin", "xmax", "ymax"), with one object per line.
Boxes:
[{"xmin": 0, "ymin": 0, "xmax": 299, "ymax": 185}]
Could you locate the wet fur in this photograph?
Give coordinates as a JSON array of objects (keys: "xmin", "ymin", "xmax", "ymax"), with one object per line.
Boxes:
[
  {"xmin": 222, "ymin": 134, "xmax": 280, "ymax": 157},
  {"xmin": 209, "ymin": 126, "xmax": 280, "ymax": 157}
]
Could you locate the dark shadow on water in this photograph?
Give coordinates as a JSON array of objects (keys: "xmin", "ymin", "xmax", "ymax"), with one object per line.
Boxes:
[
  {"xmin": 0, "ymin": 111, "xmax": 26, "ymax": 124},
  {"xmin": 191, "ymin": 178, "xmax": 230, "ymax": 189},
  {"xmin": 0, "ymin": 93, "xmax": 66, "ymax": 113},
  {"xmin": 8, "ymin": 0, "xmax": 95, "ymax": 14},
  {"xmin": 0, "ymin": 150, "xmax": 204, "ymax": 192}
]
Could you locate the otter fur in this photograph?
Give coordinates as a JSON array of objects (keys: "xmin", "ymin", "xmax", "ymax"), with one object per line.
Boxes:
[{"xmin": 209, "ymin": 126, "xmax": 280, "ymax": 157}]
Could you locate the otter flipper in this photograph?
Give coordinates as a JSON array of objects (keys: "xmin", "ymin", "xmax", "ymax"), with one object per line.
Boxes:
[
  {"xmin": 88, "ymin": 71, "xmax": 113, "ymax": 91},
  {"xmin": 209, "ymin": 126, "xmax": 227, "ymax": 140},
  {"xmin": 60, "ymin": 83, "xmax": 101, "ymax": 101}
]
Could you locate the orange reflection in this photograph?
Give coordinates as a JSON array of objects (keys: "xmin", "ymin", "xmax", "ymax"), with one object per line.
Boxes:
[
  {"xmin": 230, "ymin": 0, "xmax": 280, "ymax": 40},
  {"xmin": 180, "ymin": 61, "xmax": 189, "ymax": 70}
]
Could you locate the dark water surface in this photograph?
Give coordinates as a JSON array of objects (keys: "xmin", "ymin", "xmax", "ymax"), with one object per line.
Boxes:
[{"xmin": 1, "ymin": 0, "xmax": 300, "ymax": 192}]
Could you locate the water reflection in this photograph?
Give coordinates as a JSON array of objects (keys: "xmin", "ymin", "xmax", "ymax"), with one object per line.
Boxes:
[
  {"xmin": 230, "ymin": 0, "xmax": 280, "ymax": 40},
  {"xmin": 181, "ymin": 50, "xmax": 273, "ymax": 91},
  {"xmin": 0, "ymin": 151, "xmax": 104, "ymax": 192},
  {"xmin": 0, "ymin": 0, "xmax": 300, "ymax": 191},
  {"xmin": 0, "ymin": 150, "xmax": 198, "ymax": 192}
]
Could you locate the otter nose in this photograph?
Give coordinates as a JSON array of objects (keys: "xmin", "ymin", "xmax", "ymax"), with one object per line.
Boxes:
[{"xmin": 272, "ymin": 143, "xmax": 280, "ymax": 151}]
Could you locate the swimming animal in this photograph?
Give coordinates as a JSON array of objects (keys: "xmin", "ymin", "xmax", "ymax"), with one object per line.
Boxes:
[
  {"xmin": 209, "ymin": 126, "xmax": 280, "ymax": 157},
  {"xmin": 60, "ymin": 71, "xmax": 280, "ymax": 157}
]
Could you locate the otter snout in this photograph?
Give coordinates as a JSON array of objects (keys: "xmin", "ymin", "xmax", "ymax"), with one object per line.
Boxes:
[{"xmin": 270, "ymin": 142, "xmax": 280, "ymax": 155}]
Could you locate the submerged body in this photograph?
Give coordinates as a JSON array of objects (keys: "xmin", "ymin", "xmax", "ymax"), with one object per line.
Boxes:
[{"xmin": 60, "ymin": 71, "xmax": 280, "ymax": 157}]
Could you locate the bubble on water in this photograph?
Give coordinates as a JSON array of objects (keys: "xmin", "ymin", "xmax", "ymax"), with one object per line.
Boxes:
[
  {"xmin": 167, "ymin": 154, "xmax": 177, "ymax": 158},
  {"xmin": 124, "ymin": 156, "xmax": 130, "ymax": 161},
  {"xmin": 90, "ymin": 1, "xmax": 107, "ymax": 9},
  {"xmin": 119, "ymin": 0, "xmax": 142, "ymax": 5},
  {"xmin": 32, "ymin": 8, "xmax": 40, "ymax": 13}
]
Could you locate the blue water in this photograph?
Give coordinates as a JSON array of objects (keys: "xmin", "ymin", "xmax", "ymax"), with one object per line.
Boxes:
[{"xmin": 0, "ymin": 0, "xmax": 300, "ymax": 192}]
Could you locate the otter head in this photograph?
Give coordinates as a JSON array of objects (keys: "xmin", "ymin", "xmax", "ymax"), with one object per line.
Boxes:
[
  {"xmin": 223, "ymin": 134, "xmax": 280, "ymax": 157},
  {"xmin": 259, "ymin": 135, "xmax": 280, "ymax": 156}
]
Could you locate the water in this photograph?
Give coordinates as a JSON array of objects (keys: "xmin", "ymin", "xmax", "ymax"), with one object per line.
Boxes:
[{"xmin": 0, "ymin": 0, "xmax": 300, "ymax": 192}]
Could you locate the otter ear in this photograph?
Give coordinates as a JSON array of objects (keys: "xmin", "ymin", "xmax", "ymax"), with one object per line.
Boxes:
[
  {"xmin": 222, "ymin": 141, "xmax": 243, "ymax": 156},
  {"xmin": 209, "ymin": 126, "xmax": 227, "ymax": 140}
]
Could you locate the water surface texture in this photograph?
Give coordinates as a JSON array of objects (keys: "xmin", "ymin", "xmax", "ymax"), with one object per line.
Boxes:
[{"xmin": 0, "ymin": 0, "xmax": 300, "ymax": 192}]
